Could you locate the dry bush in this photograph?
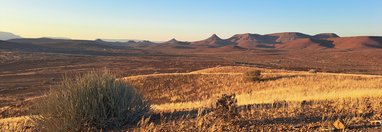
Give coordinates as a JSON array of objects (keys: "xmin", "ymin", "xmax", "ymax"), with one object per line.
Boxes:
[
  {"xmin": 194, "ymin": 94, "xmax": 240, "ymax": 132},
  {"xmin": 214, "ymin": 94, "xmax": 239, "ymax": 118},
  {"xmin": 32, "ymin": 70, "xmax": 150, "ymax": 131},
  {"xmin": 308, "ymin": 69, "xmax": 318, "ymax": 73},
  {"xmin": 244, "ymin": 70, "xmax": 262, "ymax": 82},
  {"xmin": 0, "ymin": 116, "xmax": 35, "ymax": 132}
]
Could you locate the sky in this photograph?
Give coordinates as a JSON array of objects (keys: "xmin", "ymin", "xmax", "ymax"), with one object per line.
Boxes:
[{"xmin": 1, "ymin": 0, "xmax": 382, "ymax": 41}]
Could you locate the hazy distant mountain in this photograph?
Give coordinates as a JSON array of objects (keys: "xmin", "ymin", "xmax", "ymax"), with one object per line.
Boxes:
[
  {"xmin": 41, "ymin": 37, "xmax": 71, "ymax": 40},
  {"xmin": 101, "ymin": 39, "xmax": 164, "ymax": 43},
  {"xmin": 165, "ymin": 38, "xmax": 181, "ymax": 44},
  {"xmin": 101, "ymin": 39, "xmax": 142, "ymax": 42},
  {"xmin": 162, "ymin": 38, "xmax": 189, "ymax": 45},
  {"xmin": 0, "ymin": 31, "xmax": 21, "ymax": 40}
]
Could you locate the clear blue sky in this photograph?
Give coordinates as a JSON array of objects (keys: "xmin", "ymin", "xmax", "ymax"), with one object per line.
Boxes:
[{"xmin": 1, "ymin": 0, "xmax": 381, "ymax": 41}]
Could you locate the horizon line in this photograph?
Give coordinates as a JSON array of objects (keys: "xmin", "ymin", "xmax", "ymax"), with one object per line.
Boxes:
[{"xmin": 2, "ymin": 31, "xmax": 382, "ymax": 42}]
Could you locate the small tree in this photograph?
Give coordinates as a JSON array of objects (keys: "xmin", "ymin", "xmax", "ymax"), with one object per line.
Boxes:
[{"xmin": 244, "ymin": 70, "xmax": 262, "ymax": 82}]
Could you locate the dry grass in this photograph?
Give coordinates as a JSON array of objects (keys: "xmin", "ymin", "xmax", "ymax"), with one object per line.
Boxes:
[
  {"xmin": 237, "ymin": 75, "xmax": 382, "ymax": 105},
  {"xmin": 32, "ymin": 70, "xmax": 150, "ymax": 131},
  {"xmin": 190, "ymin": 66, "xmax": 271, "ymax": 74},
  {"xmin": 131, "ymin": 66, "xmax": 382, "ymax": 131},
  {"xmin": 137, "ymin": 97, "xmax": 382, "ymax": 131},
  {"xmin": 0, "ymin": 116, "xmax": 34, "ymax": 132},
  {"xmin": 121, "ymin": 67, "xmax": 382, "ymax": 112},
  {"xmin": 3, "ymin": 66, "xmax": 382, "ymax": 131}
]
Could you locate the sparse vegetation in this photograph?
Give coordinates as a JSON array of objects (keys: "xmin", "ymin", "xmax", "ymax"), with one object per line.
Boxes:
[
  {"xmin": 195, "ymin": 94, "xmax": 240, "ymax": 131},
  {"xmin": 214, "ymin": 94, "xmax": 238, "ymax": 118},
  {"xmin": 123, "ymin": 66, "xmax": 382, "ymax": 131},
  {"xmin": 244, "ymin": 70, "xmax": 262, "ymax": 82},
  {"xmin": 32, "ymin": 70, "xmax": 150, "ymax": 131},
  {"xmin": 3, "ymin": 66, "xmax": 382, "ymax": 131},
  {"xmin": 309, "ymin": 69, "xmax": 318, "ymax": 73}
]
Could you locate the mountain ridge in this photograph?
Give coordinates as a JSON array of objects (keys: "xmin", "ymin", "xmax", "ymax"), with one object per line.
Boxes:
[{"xmin": 3, "ymin": 32, "xmax": 382, "ymax": 51}]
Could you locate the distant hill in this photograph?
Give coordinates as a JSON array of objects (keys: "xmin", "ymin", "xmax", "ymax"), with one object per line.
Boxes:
[
  {"xmin": 41, "ymin": 37, "xmax": 72, "ymax": 40},
  {"xmin": 191, "ymin": 34, "xmax": 232, "ymax": 47},
  {"xmin": 164, "ymin": 38, "xmax": 184, "ymax": 44},
  {"xmin": 276, "ymin": 38, "xmax": 334, "ymax": 50},
  {"xmin": 6, "ymin": 38, "xmax": 131, "ymax": 51},
  {"xmin": 329, "ymin": 36, "xmax": 382, "ymax": 49},
  {"xmin": 313, "ymin": 33, "xmax": 339, "ymax": 39},
  {"xmin": 265, "ymin": 32, "xmax": 311, "ymax": 43},
  {"xmin": 227, "ymin": 33, "xmax": 277, "ymax": 48},
  {"xmin": 101, "ymin": 39, "xmax": 164, "ymax": 43},
  {"xmin": 124, "ymin": 40, "xmax": 157, "ymax": 47},
  {"xmin": 0, "ymin": 31, "xmax": 21, "ymax": 40},
  {"xmin": 8, "ymin": 38, "xmax": 73, "ymax": 44},
  {"xmin": 2, "ymin": 32, "xmax": 382, "ymax": 52},
  {"xmin": 0, "ymin": 39, "xmax": 51, "ymax": 51},
  {"xmin": 184, "ymin": 32, "xmax": 381, "ymax": 50}
]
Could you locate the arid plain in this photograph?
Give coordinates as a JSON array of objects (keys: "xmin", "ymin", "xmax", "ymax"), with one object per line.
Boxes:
[{"xmin": 1, "ymin": 32, "xmax": 382, "ymax": 131}]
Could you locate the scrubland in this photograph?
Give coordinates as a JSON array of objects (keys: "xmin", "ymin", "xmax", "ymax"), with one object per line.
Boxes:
[{"xmin": 2, "ymin": 66, "xmax": 382, "ymax": 131}]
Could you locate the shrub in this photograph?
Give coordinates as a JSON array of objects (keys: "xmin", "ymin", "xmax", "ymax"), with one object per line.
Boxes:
[
  {"xmin": 33, "ymin": 70, "xmax": 150, "ymax": 131},
  {"xmin": 214, "ymin": 94, "xmax": 238, "ymax": 118},
  {"xmin": 244, "ymin": 70, "xmax": 262, "ymax": 82},
  {"xmin": 308, "ymin": 69, "xmax": 318, "ymax": 73},
  {"xmin": 193, "ymin": 94, "xmax": 239, "ymax": 131}
]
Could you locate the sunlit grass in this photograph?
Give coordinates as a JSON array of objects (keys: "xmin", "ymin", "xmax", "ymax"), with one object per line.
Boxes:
[{"xmin": 124, "ymin": 67, "xmax": 382, "ymax": 112}]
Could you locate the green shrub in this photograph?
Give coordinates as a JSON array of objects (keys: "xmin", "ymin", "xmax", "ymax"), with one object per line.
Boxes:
[
  {"xmin": 244, "ymin": 70, "xmax": 262, "ymax": 82},
  {"xmin": 33, "ymin": 70, "xmax": 150, "ymax": 131}
]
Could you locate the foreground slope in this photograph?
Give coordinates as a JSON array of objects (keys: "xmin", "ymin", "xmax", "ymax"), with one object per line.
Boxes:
[
  {"xmin": 122, "ymin": 66, "xmax": 382, "ymax": 111},
  {"xmin": 122, "ymin": 66, "xmax": 382, "ymax": 131},
  {"xmin": 2, "ymin": 66, "xmax": 382, "ymax": 131}
]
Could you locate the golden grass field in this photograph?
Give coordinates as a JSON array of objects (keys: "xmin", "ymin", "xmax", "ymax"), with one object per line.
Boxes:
[
  {"xmin": 122, "ymin": 66, "xmax": 382, "ymax": 112},
  {"xmin": 2, "ymin": 66, "xmax": 382, "ymax": 131}
]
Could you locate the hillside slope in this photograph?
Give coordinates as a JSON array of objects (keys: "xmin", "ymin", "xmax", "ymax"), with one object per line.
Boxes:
[
  {"xmin": 276, "ymin": 38, "xmax": 334, "ymax": 49},
  {"xmin": 121, "ymin": 66, "xmax": 382, "ymax": 111},
  {"xmin": 329, "ymin": 36, "xmax": 382, "ymax": 49}
]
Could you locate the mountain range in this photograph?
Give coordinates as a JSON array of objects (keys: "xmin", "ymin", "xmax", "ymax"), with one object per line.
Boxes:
[
  {"xmin": 1, "ymin": 31, "xmax": 382, "ymax": 52},
  {"xmin": 158, "ymin": 32, "xmax": 382, "ymax": 50}
]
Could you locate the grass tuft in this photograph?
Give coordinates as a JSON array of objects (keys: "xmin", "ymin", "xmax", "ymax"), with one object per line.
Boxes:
[
  {"xmin": 244, "ymin": 70, "xmax": 262, "ymax": 82},
  {"xmin": 32, "ymin": 69, "xmax": 150, "ymax": 131}
]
